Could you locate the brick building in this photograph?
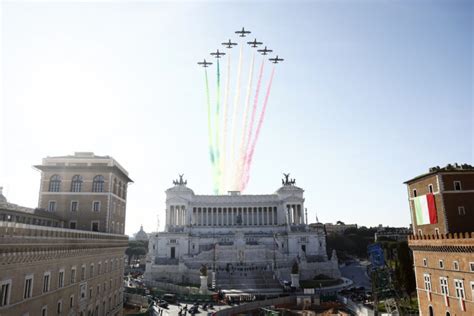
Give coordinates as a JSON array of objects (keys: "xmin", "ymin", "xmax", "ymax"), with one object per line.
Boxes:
[
  {"xmin": 0, "ymin": 153, "xmax": 131, "ymax": 316},
  {"xmin": 405, "ymin": 163, "xmax": 474, "ymax": 316}
]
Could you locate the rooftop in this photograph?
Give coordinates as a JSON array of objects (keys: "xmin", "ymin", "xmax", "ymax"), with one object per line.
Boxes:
[{"xmin": 404, "ymin": 163, "xmax": 474, "ymax": 184}]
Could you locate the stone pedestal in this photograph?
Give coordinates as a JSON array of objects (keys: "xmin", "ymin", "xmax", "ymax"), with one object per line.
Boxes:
[
  {"xmin": 291, "ymin": 273, "xmax": 300, "ymax": 288},
  {"xmin": 199, "ymin": 275, "xmax": 208, "ymax": 294}
]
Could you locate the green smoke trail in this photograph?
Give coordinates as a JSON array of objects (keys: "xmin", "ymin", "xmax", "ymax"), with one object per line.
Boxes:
[
  {"xmin": 205, "ymin": 69, "xmax": 218, "ymax": 193},
  {"xmin": 214, "ymin": 59, "xmax": 221, "ymax": 190}
]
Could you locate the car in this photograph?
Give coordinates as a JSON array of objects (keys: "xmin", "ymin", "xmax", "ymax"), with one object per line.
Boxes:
[
  {"xmin": 157, "ymin": 300, "xmax": 169, "ymax": 308},
  {"xmin": 163, "ymin": 293, "xmax": 177, "ymax": 303}
]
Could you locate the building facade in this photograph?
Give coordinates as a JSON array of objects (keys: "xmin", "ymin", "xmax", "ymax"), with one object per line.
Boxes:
[
  {"xmin": 405, "ymin": 164, "xmax": 474, "ymax": 316},
  {"xmin": 0, "ymin": 153, "xmax": 131, "ymax": 316},
  {"xmin": 145, "ymin": 175, "xmax": 340, "ymax": 289},
  {"xmin": 34, "ymin": 152, "xmax": 132, "ymax": 234}
]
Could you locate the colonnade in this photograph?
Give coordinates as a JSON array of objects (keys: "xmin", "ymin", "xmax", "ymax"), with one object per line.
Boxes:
[
  {"xmin": 167, "ymin": 205, "xmax": 187, "ymax": 226},
  {"xmin": 192, "ymin": 206, "xmax": 278, "ymax": 226},
  {"xmin": 286, "ymin": 204, "xmax": 304, "ymax": 224}
]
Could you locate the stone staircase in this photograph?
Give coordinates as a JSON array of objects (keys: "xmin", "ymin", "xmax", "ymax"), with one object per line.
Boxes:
[{"xmin": 216, "ymin": 269, "xmax": 282, "ymax": 292}]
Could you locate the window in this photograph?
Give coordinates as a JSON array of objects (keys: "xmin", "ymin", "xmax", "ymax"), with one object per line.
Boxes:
[
  {"xmin": 423, "ymin": 273, "xmax": 432, "ymax": 291},
  {"xmin": 458, "ymin": 206, "xmax": 466, "ymax": 216},
  {"xmin": 435, "ymin": 228, "xmax": 440, "ymax": 236},
  {"xmin": 92, "ymin": 175, "xmax": 105, "ymax": 192},
  {"xmin": 428, "ymin": 184, "xmax": 433, "ymax": 193},
  {"xmin": 69, "ymin": 221, "xmax": 77, "ymax": 229},
  {"xmin": 98, "ymin": 262, "xmax": 102, "ymax": 274},
  {"xmin": 453, "ymin": 261, "xmax": 459, "ymax": 271},
  {"xmin": 48, "ymin": 201, "xmax": 56, "ymax": 212},
  {"xmin": 470, "ymin": 262, "xmax": 474, "ymax": 272},
  {"xmin": 70, "ymin": 267, "xmax": 76, "ymax": 283},
  {"xmin": 49, "ymin": 175, "xmax": 61, "ymax": 192},
  {"xmin": 454, "ymin": 181, "xmax": 462, "ymax": 191},
  {"xmin": 90, "ymin": 264, "xmax": 94, "ymax": 278},
  {"xmin": 113, "ymin": 178, "xmax": 117, "ymax": 194},
  {"xmin": 439, "ymin": 260, "xmax": 444, "ymax": 269},
  {"xmin": 91, "ymin": 221, "xmax": 99, "ymax": 232},
  {"xmin": 57, "ymin": 300, "xmax": 62, "ymax": 314},
  {"xmin": 41, "ymin": 306, "xmax": 47, "ymax": 316},
  {"xmin": 0, "ymin": 280, "xmax": 11, "ymax": 307},
  {"xmin": 70, "ymin": 201, "xmax": 79, "ymax": 212},
  {"xmin": 118, "ymin": 181, "xmax": 122, "ymax": 197},
  {"xmin": 413, "ymin": 189, "xmax": 417, "ymax": 197},
  {"xmin": 80, "ymin": 283, "xmax": 87, "ymax": 300},
  {"xmin": 440, "ymin": 277, "xmax": 449, "ymax": 295},
  {"xmin": 43, "ymin": 272, "xmax": 51, "ymax": 293},
  {"xmin": 58, "ymin": 269, "xmax": 64, "ymax": 288},
  {"xmin": 70, "ymin": 295, "xmax": 74, "ymax": 308},
  {"xmin": 81, "ymin": 265, "xmax": 86, "ymax": 281},
  {"xmin": 71, "ymin": 175, "xmax": 83, "ymax": 192},
  {"xmin": 454, "ymin": 279, "xmax": 465, "ymax": 299},
  {"xmin": 92, "ymin": 201, "xmax": 101, "ymax": 212},
  {"xmin": 89, "ymin": 288, "xmax": 92, "ymax": 299},
  {"xmin": 24, "ymin": 275, "xmax": 33, "ymax": 299},
  {"xmin": 423, "ymin": 258, "xmax": 427, "ymax": 267}
]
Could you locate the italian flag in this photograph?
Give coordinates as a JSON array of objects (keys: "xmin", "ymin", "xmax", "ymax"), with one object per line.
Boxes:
[{"xmin": 414, "ymin": 193, "xmax": 438, "ymax": 225}]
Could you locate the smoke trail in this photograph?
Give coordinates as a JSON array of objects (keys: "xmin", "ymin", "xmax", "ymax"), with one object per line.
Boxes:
[
  {"xmin": 219, "ymin": 52, "xmax": 231, "ymax": 194},
  {"xmin": 229, "ymin": 44, "xmax": 243, "ymax": 190},
  {"xmin": 205, "ymin": 68, "xmax": 215, "ymax": 166},
  {"xmin": 236, "ymin": 51, "xmax": 255, "ymax": 190},
  {"xmin": 242, "ymin": 65, "xmax": 276, "ymax": 190},
  {"xmin": 241, "ymin": 57, "xmax": 265, "ymax": 188},
  {"xmin": 214, "ymin": 59, "xmax": 221, "ymax": 189}
]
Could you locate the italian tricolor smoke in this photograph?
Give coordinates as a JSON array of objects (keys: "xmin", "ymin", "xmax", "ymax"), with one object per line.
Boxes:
[
  {"xmin": 414, "ymin": 193, "xmax": 438, "ymax": 225},
  {"xmin": 200, "ymin": 30, "xmax": 281, "ymax": 194}
]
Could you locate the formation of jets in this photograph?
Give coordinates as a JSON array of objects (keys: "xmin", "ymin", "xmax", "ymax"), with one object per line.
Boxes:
[{"xmin": 198, "ymin": 27, "xmax": 284, "ymax": 67}]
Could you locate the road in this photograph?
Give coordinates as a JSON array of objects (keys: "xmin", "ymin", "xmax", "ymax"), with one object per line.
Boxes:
[
  {"xmin": 340, "ymin": 260, "xmax": 372, "ymax": 291},
  {"xmin": 155, "ymin": 302, "xmax": 230, "ymax": 316}
]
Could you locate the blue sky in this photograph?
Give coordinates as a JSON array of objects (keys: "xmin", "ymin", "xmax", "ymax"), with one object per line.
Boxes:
[{"xmin": 1, "ymin": 0, "xmax": 472, "ymax": 235}]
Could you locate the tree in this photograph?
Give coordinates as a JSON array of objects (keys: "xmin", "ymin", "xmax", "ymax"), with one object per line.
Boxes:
[
  {"xmin": 395, "ymin": 242, "xmax": 416, "ymax": 298},
  {"xmin": 336, "ymin": 221, "xmax": 345, "ymax": 225}
]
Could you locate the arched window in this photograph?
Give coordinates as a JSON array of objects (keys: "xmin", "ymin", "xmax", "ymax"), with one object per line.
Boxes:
[
  {"xmin": 71, "ymin": 175, "xmax": 83, "ymax": 192},
  {"xmin": 428, "ymin": 306, "xmax": 434, "ymax": 316},
  {"xmin": 446, "ymin": 312, "xmax": 450, "ymax": 316},
  {"xmin": 92, "ymin": 175, "xmax": 105, "ymax": 192},
  {"xmin": 49, "ymin": 175, "xmax": 61, "ymax": 192}
]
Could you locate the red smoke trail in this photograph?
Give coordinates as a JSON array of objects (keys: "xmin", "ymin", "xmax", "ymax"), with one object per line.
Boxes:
[
  {"xmin": 241, "ymin": 65, "xmax": 276, "ymax": 190},
  {"xmin": 244, "ymin": 58, "xmax": 265, "ymax": 164}
]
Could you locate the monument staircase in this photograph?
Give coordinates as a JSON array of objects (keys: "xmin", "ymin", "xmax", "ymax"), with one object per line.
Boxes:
[{"xmin": 215, "ymin": 269, "xmax": 282, "ymax": 292}]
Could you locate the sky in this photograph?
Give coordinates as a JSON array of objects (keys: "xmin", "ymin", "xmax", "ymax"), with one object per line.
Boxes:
[{"xmin": 1, "ymin": 0, "xmax": 472, "ymax": 236}]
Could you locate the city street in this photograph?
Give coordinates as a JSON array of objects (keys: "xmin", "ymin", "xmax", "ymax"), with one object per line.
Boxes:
[
  {"xmin": 340, "ymin": 260, "xmax": 372, "ymax": 291},
  {"xmin": 153, "ymin": 302, "xmax": 231, "ymax": 316}
]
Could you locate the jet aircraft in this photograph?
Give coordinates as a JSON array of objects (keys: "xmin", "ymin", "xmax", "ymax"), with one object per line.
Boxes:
[
  {"xmin": 269, "ymin": 56, "xmax": 284, "ymax": 64},
  {"xmin": 257, "ymin": 46, "xmax": 273, "ymax": 55},
  {"xmin": 210, "ymin": 49, "xmax": 226, "ymax": 58},
  {"xmin": 247, "ymin": 38, "xmax": 263, "ymax": 48},
  {"xmin": 235, "ymin": 27, "xmax": 251, "ymax": 37},
  {"xmin": 221, "ymin": 39, "xmax": 238, "ymax": 49},
  {"xmin": 197, "ymin": 59, "xmax": 213, "ymax": 67}
]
